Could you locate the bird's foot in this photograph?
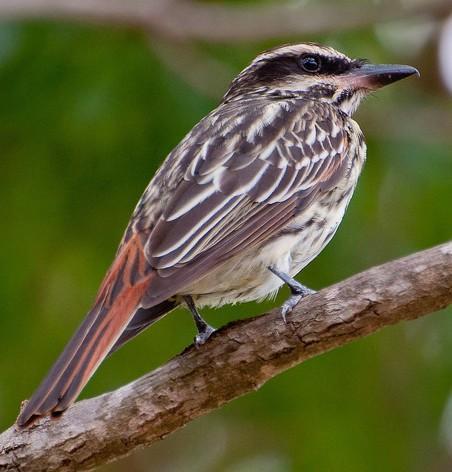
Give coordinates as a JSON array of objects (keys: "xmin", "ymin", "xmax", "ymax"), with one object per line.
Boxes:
[
  {"xmin": 183, "ymin": 295, "xmax": 216, "ymax": 347},
  {"xmin": 268, "ymin": 266, "xmax": 316, "ymax": 323},
  {"xmin": 194, "ymin": 324, "xmax": 216, "ymax": 347},
  {"xmin": 281, "ymin": 294, "xmax": 303, "ymax": 322}
]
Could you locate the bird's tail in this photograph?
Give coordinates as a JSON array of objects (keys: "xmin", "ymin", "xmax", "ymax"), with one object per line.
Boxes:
[
  {"xmin": 16, "ymin": 234, "xmax": 162, "ymax": 427},
  {"xmin": 108, "ymin": 299, "xmax": 178, "ymax": 356}
]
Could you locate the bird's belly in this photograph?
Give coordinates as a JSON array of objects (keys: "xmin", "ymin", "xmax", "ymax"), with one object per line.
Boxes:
[
  {"xmin": 181, "ymin": 233, "xmax": 294, "ymax": 307},
  {"xmin": 184, "ymin": 183, "xmax": 356, "ymax": 308},
  {"xmin": 287, "ymin": 187, "xmax": 353, "ymax": 276}
]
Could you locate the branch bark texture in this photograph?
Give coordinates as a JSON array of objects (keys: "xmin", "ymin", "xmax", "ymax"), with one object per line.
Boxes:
[
  {"xmin": 0, "ymin": 0, "xmax": 449, "ymax": 42},
  {"xmin": 0, "ymin": 242, "xmax": 451, "ymax": 470}
]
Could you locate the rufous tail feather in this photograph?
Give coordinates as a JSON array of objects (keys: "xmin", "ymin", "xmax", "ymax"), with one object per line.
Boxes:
[{"xmin": 17, "ymin": 234, "xmax": 155, "ymax": 427}]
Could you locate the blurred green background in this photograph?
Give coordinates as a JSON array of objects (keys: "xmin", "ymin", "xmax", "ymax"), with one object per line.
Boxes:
[{"xmin": 0, "ymin": 1, "xmax": 451, "ymax": 470}]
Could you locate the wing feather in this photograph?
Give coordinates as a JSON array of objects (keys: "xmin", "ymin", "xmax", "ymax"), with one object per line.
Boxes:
[{"xmin": 132, "ymin": 98, "xmax": 353, "ymax": 305}]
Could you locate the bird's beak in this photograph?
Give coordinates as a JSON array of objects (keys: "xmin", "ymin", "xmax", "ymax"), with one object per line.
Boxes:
[{"xmin": 344, "ymin": 63, "xmax": 420, "ymax": 90}]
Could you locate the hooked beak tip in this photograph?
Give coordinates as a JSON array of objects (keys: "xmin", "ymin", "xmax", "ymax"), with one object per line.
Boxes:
[{"xmin": 348, "ymin": 63, "xmax": 420, "ymax": 90}]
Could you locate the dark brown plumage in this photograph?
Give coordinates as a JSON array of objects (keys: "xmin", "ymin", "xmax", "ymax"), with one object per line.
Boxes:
[{"xmin": 17, "ymin": 43, "xmax": 418, "ymax": 427}]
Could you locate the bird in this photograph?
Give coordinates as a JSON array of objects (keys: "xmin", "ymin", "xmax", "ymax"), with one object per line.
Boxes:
[{"xmin": 17, "ymin": 43, "xmax": 418, "ymax": 427}]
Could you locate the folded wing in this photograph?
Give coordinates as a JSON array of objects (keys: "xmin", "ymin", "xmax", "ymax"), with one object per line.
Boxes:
[{"xmin": 139, "ymin": 98, "xmax": 351, "ymax": 306}]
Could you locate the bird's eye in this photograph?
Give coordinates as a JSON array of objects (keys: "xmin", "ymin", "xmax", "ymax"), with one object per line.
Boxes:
[{"xmin": 299, "ymin": 55, "xmax": 322, "ymax": 73}]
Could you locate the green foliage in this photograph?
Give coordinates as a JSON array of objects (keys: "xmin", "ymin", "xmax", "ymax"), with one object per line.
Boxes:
[{"xmin": 0, "ymin": 16, "xmax": 450, "ymax": 472}]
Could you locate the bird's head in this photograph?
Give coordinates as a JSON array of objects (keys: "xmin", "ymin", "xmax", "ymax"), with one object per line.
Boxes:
[{"xmin": 223, "ymin": 43, "xmax": 419, "ymax": 116}]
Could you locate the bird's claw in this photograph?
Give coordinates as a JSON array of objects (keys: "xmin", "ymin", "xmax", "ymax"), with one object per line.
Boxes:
[
  {"xmin": 194, "ymin": 325, "xmax": 216, "ymax": 347},
  {"xmin": 268, "ymin": 266, "xmax": 316, "ymax": 323},
  {"xmin": 281, "ymin": 294, "xmax": 303, "ymax": 323},
  {"xmin": 280, "ymin": 288, "xmax": 315, "ymax": 323}
]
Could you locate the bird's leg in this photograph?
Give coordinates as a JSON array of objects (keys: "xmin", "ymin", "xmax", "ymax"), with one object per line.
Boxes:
[
  {"xmin": 268, "ymin": 266, "xmax": 316, "ymax": 323},
  {"xmin": 183, "ymin": 295, "xmax": 216, "ymax": 347}
]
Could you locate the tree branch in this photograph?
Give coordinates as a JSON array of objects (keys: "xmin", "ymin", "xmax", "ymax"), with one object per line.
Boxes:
[
  {"xmin": 0, "ymin": 0, "xmax": 449, "ymax": 42},
  {"xmin": 0, "ymin": 242, "xmax": 451, "ymax": 471}
]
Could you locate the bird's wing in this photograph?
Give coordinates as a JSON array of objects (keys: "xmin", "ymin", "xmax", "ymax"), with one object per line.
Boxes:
[{"xmin": 139, "ymin": 98, "xmax": 352, "ymax": 306}]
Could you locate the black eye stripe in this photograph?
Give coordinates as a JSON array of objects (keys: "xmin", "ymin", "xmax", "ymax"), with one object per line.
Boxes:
[
  {"xmin": 250, "ymin": 53, "xmax": 358, "ymax": 84},
  {"xmin": 298, "ymin": 54, "xmax": 356, "ymax": 75},
  {"xmin": 225, "ymin": 52, "xmax": 360, "ymax": 99}
]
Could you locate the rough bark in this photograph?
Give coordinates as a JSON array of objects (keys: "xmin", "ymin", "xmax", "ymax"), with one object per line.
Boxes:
[
  {"xmin": 0, "ymin": 0, "xmax": 449, "ymax": 42},
  {"xmin": 0, "ymin": 241, "xmax": 451, "ymax": 471}
]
